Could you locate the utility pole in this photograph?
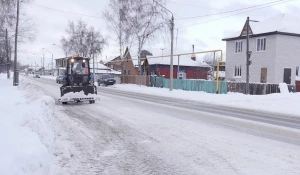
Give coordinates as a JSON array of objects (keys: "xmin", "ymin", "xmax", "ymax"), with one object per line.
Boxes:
[
  {"xmin": 5, "ymin": 29, "xmax": 10, "ymax": 79},
  {"xmin": 177, "ymin": 55, "xmax": 180, "ymax": 79},
  {"xmin": 170, "ymin": 16, "xmax": 174, "ymax": 91},
  {"xmin": 43, "ymin": 53, "xmax": 45, "ymax": 75},
  {"xmin": 245, "ymin": 17, "xmax": 259, "ymax": 94},
  {"xmin": 153, "ymin": 0, "xmax": 174, "ymax": 91},
  {"xmin": 119, "ymin": 1, "xmax": 124, "ymax": 84},
  {"xmin": 51, "ymin": 53, "xmax": 53, "ymax": 76},
  {"xmin": 13, "ymin": 0, "xmax": 20, "ymax": 86},
  {"xmin": 246, "ymin": 17, "xmax": 250, "ymax": 95},
  {"xmin": 91, "ymin": 32, "xmax": 96, "ymax": 85}
]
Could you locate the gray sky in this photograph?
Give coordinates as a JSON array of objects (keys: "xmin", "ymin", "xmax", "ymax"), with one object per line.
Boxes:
[{"xmin": 18, "ymin": 0, "xmax": 300, "ymax": 67}]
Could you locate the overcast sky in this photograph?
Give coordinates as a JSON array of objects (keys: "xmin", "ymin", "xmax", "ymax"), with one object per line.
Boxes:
[{"xmin": 18, "ymin": 0, "xmax": 300, "ymax": 66}]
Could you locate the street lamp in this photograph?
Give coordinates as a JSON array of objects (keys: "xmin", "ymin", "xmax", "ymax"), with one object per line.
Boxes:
[
  {"xmin": 154, "ymin": 0, "xmax": 174, "ymax": 91},
  {"xmin": 42, "ymin": 48, "xmax": 54, "ymax": 76},
  {"xmin": 246, "ymin": 17, "xmax": 259, "ymax": 95}
]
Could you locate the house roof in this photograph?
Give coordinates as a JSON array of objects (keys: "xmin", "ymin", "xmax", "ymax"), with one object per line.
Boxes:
[
  {"xmin": 146, "ymin": 55, "xmax": 209, "ymax": 67},
  {"xmin": 90, "ymin": 63, "xmax": 121, "ymax": 74},
  {"xmin": 223, "ymin": 14, "xmax": 300, "ymax": 41}
]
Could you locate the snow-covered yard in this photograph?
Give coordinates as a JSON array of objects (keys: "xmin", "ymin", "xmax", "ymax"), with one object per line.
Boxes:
[
  {"xmin": 109, "ymin": 84, "xmax": 300, "ymax": 118},
  {"xmin": 0, "ymin": 74, "xmax": 60, "ymax": 174}
]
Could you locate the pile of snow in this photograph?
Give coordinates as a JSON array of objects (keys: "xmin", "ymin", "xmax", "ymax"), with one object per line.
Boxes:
[
  {"xmin": 41, "ymin": 75, "xmax": 57, "ymax": 80},
  {"xmin": 109, "ymin": 84, "xmax": 300, "ymax": 118},
  {"xmin": 0, "ymin": 74, "xmax": 59, "ymax": 174},
  {"xmin": 61, "ymin": 91, "xmax": 98, "ymax": 98},
  {"xmin": 279, "ymin": 83, "xmax": 289, "ymax": 94}
]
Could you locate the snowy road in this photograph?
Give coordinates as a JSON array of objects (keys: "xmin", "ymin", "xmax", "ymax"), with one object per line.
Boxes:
[{"xmin": 26, "ymin": 76, "xmax": 300, "ymax": 175}]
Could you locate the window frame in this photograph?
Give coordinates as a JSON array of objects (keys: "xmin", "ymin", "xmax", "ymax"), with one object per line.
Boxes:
[
  {"xmin": 256, "ymin": 37, "xmax": 266, "ymax": 52},
  {"xmin": 234, "ymin": 40, "xmax": 243, "ymax": 54},
  {"xmin": 233, "ymin": 65, "xmax": 242, "ymax": 77}
]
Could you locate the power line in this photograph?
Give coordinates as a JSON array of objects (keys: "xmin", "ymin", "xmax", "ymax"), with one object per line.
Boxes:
[
  {"xmin": 176, "ymin": 0, "xmax": 287, "ymax": 20},
  {"xmin": 166, "ymin": 0, "xmax": 220, "ymax": 10},
  {"xmin": 32, "ymin": 4, "xmax": 102, "ymax": 19},
  {"xmin": 178, "ymin": 0, "xmax": 293, "ymax": 28}
]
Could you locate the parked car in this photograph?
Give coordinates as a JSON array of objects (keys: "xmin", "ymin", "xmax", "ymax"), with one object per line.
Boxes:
[
  {"xmin": 56, "ymin": 75, "xmax": 64, "ymax": 84},
  {"xmin": 97, "ymin": 74, "xmax": 116, "ymax": 86},
  {"xmin": 33, "ymin": 74, "xmax": 40, "ymax": 78}
]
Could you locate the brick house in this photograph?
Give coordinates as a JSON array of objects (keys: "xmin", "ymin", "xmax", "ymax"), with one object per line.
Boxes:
[
  {"xmin": 105, "ymin": 47, "xmax": 139, "ymax": 76},
  {"xmin": 142, "ymin": 56, "xmax": 210, "ymax": 79}
]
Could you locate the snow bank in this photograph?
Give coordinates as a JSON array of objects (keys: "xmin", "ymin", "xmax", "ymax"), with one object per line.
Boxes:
[
  {"xmin": 0, "ymin": 74, "xmax": 58, "ymax": 174},
  {"xmin": 41, "ymin": 75, "xmax": 57, "ymax": 80},
  {"xmin": 109, "ymin": 84, "xmax": 300, "ymax": 118},
  {"xmin": 279, "ymin": 83, "xmax": 289, "ymax": 94}
]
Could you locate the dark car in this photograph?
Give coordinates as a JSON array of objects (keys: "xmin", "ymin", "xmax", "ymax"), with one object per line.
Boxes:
[
  {"xmin": 97, "ymin": 74, "xmax": 116, "ymax": 86},
  {"xmin": 33, "ymin": 74, "xmax": 40, "ymax": 78},
  {"xmin": 56, "ymin": 75, "xmax": 64, "ymax": 84}
]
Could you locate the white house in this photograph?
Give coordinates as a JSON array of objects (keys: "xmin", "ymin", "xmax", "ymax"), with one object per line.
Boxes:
[{"xmin": 222, "ymin": 14, "xmax": 300, "ymax": 85}]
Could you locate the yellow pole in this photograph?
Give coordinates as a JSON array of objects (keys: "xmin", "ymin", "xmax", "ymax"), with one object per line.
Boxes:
[
  {"xmin": 216, "ymin": 52, "xmax": 223, "ymax": 94},
  {"xmin": 216, "ymin": 60, "xmax": 220, "ymax": 94}
]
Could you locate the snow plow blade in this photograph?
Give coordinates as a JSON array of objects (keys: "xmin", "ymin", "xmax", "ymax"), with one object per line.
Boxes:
[
  {"xmin": 58, "ymin": 86, "xmax": 99, "ymax": 103},
  {"xmin": 60, "ymin": 86, "xmax": 97, "ymax": 96}
]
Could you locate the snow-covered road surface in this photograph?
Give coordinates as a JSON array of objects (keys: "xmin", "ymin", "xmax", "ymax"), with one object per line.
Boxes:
[{"xmin": 27, "ymin": 76, "xmax": 300, "ymax": 175}]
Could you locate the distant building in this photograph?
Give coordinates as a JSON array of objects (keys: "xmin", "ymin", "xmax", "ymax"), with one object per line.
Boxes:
[
  {"xmin": 142, "ymin": 55, "xmax": 210, "ymax": 79},
  {"xmin": 223, "ymin": 14, "xmax": 300, "ymax": 85},
  {"xmin": 105, "ymin": 47, "xmax": 139, "ymax": 76}
]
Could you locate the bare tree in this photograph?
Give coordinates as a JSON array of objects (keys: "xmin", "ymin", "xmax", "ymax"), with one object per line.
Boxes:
[
  {"xmin": 126, "ymin": 0, "xmax": 168, "ymax": 72},
  {"xmin": 61, "ymin": 20, "xmax": 107, "ymax": 58},
  {"xmin": 0, "ymin": 0, "xmax": 35, "ymax": 74},
  {"xmin": 140, "ymin": 50, "xmax": 153, "ymax": 58},
  {"xmin": 103, "ymin": 0, "xmax": 132, "ymax": 49},
  {"xmin": 203, "ymin": 52, "xmax": 221, "ymax": 80}
]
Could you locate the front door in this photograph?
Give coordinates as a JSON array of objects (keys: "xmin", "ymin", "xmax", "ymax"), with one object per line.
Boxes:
[
  {"xmin": 283, "ymin": 68, "xmax": 291, "ymax": 84},
  {"xmin": 261, "ymin": 68, "xmax": 267, "ymax": 83}
]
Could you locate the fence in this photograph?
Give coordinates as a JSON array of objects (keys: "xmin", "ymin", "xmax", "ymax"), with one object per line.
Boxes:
[
  {"xmin": 119, "ymin": 75, "xmax": 295, "ymax": 95},
  {"xmin": 228, "ymin": 82, "xmax": 295, "ymax": 94},
  {"xmin": 122, "ymin": 75, "xmax": 150, "ymax": 86},
  {"xmin": 150, "ymin": 76, "xmax": 227, "ymax": 94}
]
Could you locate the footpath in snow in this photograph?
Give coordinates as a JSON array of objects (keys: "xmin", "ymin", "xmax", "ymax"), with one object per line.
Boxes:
[
  {"xmin": 108, "ymin": 84, "xmax": 300, "ymax": 118},
  {"xmin": 0, "ymin": 74, "xmax": 60, "ymax": 175}
]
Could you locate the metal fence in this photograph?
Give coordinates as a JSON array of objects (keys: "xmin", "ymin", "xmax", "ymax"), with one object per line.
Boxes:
[
  {"xmin": 119, "ymin": 75, "xmax": 295, "ymax": 95},
  {"xmin": 150, "ymin": 76, "xmax": 227, "ymax": 94},
  {"xmin": 227, "ymin": 82, "xmax": 295, "ymax": 94}
]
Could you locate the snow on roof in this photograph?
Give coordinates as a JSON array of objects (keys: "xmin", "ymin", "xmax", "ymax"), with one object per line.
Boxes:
[
  {"xmin": 147, "ymin": 55, "xmax": 209, "ymax": 67},
  {"xmin": 214, "ymin": 71, "xmax": 226, "ymax": 78},
  {"xmin": 224, "ymin": 14, "xmax": 300, "ymax": 39},
  {"xmin": 90, "ymin": 63, "xmax": 121, "ymax": 74}
]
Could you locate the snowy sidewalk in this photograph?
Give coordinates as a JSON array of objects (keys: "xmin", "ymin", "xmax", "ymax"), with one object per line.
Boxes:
[
  {"xmin": 108, "ymin": 84, "xmax": 300, "ymax": 118},
  {"xmin": 0, "ymin": 74, "xmax": 59, "ymax": 174}
]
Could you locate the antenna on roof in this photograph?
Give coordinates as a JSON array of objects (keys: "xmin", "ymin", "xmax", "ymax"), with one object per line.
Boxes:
[{"xmin": 191, "ymin": 45, "xmax": 196, "ymax": 61}]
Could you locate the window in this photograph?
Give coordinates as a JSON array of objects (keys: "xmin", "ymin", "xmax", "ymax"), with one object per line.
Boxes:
[
  {"xmin": 296, "ymin": 66, "xmax": 299, "ymax": 76},
  {"xmin": 234, "ymin": 65, "xmax": 242, "ymax": 77},
  {"xmin": 128, "ymin": 70, "xmax": 131, "ymax": 75},
  {"xmin": 235, "ymin": 41, "xmax": 243, "ymax": 53},
  {"xmin": 257, "ymin": 38, "xmax": 266, "ymax": 51}
]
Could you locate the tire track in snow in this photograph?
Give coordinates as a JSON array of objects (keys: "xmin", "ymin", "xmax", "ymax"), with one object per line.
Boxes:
[{"xmin": 60, "ymin": 105, "xmax": 190, "ymax": 175}]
